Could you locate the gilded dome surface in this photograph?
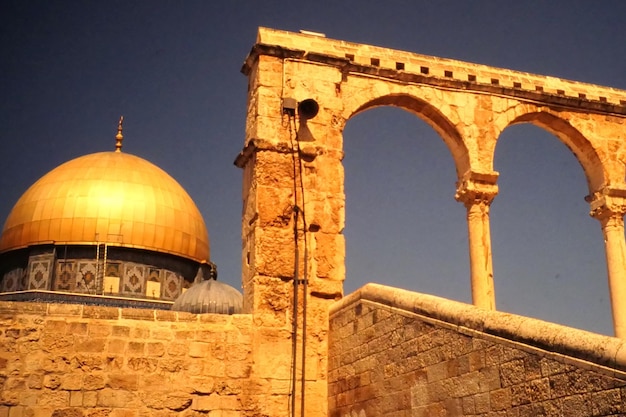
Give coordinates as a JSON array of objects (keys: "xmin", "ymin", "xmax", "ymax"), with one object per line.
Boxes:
[{"xmin": 0, "ymin": 151, "xmax": 210, "ymax": 262}]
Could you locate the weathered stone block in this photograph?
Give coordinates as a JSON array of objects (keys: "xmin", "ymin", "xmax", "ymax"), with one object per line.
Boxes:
[
  {"xmin": 40, "ymin": 334, "xmax": 73, "ymax": 352},
  {"xmin": 0, "ymin": 391, "xmax": 19, "ymax": 407},
  {"xmin": 126, "ymin": 342, "xmax": 144, "ymax": 355},
  {"xmin": 173, "ymin": 330, "xmax": 193, "ymax": 340},
  {"xmin": 225, "ymin": 362, "xmax": 251, "ymax": 379},
  {"xmin": 313, "ymin": 232, "xmax": 345, "ymax": 281},
  {"xmin": 148, "ymin": 328, "xmax": 172, "ymax": 341},
  {"xmin": 591, "ymin": 388, "xmax": 623, "ymax": 415},
  {"xmin": 489, "ymin": 387, "xmax": 511, "ymax": 411},
  {"xmin": 120, "ymin": 310, "xmax": 153, "ymax": 321},
  {"xmin": 188, "ymin": 342, "xmax": 209, "ymax": 358},
  {"xmin": 191, "ymin": 394, "xmax": 220, "ymax": 411},
  {"xmin": 83, "ymin": 410, "xmax": 111, "ymax": 417},
  {"xmin": 96, "ymin": 389, "xmax": 140, "ymax": 408},
  {"xmin": 74, "ymin": 338, "xmax": 106, "ymax": 353},
  {"xmin": 186, "ymin": 376, "xmax": 215, "ymax": 395},
  {"xmin": 252, "ymin": 328, "xmax": 292, "ymax": 380},
  {"xmin": 87, "ymin": 324, "xmax": 112, "ymax": 337},
  {"xmin": 500, "ymin": 359, "xmax": 525, "ymax": 387},
  {"xmin": 166, "ymin": 342, "xmax": 187, "ymax": 357},
  {"xmin": 83, "ymin": 375, "xmax": 106, "ymax": 391},
  {"xmin": 108, "ymin": 409, "xmax": 135, "ymax": 417},
  {"xmin": 26, "ymin": 374, "xmax": 43, "ymax": 390},
  {"xmin": 43, "ymin": 376, "xmax": 61, "ymax": 390},
  {"xmin": 72, "ymin": 354, "xmax": 104, "ymax": 372},
  {"xmin": 107, "ymin": 338, "xmax": 126, "ymax": 354},
  {"xmin": 106, "ymin": 374, "xmax": 138, "ymax": 391},
  {"xmin": 129, "ymin": 328, "xmax": 149, "ymax": 339},
  {"xmin": 38, "ymin": 392, "xmax": 69, "ymax": 407},
  {"xmin": 82, "ymin": 307, "xmax": 118, "ymax": 320},
  {"xmin": 253, "ymin": 151, "xmax": 294, "ymax": 189},
  {"xmin": 50, "ymin": 407, "xmax": 84, "ymax": 417},
  {"xmin": 60, "ymin": 375, "xmax": 81, "ymax": 391},
  {"xmin": 251, "ymin": 276, "xmax": 291, "ymax": 327},
  {"xmin": 111, "ymin": 326, "xmax": 130, "ymax": 337},
  {"xmin": 141, "ymin": 392, "xmax": 191, "ymax": 411},
  {"xmin": 145, "ymin": 342, "xmax": 165, "ymax": 357},
  {"xmin": 68, "ymin": 392, "xmax": 82, "ymax": 407},
  {"xmin": 30, "ymin": 407, "xmax": 54, "ymax": 417},
  {"xmin": 253, "ymin": 227, "xmax": 296, "ymax": 278},
  {"xmin": 43, "ymin": 321, "xmax": 67, "ymax": 334},
  {"xmin": 7, "ymin": 407, "xmax": 25, "ymax": 417},
  {"xmin": 153, "ymin": 311, "xmax": 176, "ymax": 322}
]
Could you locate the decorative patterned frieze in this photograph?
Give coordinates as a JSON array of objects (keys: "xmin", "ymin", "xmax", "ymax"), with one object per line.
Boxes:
[
  {"xmin": 27, "ymin": 253, "xmax": 54, "ymax": 290},
  {"xmin": 2, "ymin": 268, "xmax": 23, "ymax": 292}
]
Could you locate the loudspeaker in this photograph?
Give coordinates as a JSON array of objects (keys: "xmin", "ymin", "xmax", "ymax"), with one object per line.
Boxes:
[{"xmin": 298, "ymin": 99, "xmax": 319, "ymax": 120}]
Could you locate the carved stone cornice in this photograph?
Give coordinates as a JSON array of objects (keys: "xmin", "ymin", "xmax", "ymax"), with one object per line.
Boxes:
[
  {"xmin": 233, "ymin": 139, "xmax": 295, "ymax": 168},
  {"xmin": 455, "ymin": 170, "xmax": 499, "ymax": 207},
  {"xmin": 241, "ymin": 43, "xmax": 626, "ymax": 116}
]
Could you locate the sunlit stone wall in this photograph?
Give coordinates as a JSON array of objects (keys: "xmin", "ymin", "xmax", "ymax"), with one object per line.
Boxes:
[
  {"xmin": 329, "ymin": 284, "xmax": 626, "ymax": 416},
  {"xmin": 0, "ymin": 302, "xmax": 259, "ymax": 417}
]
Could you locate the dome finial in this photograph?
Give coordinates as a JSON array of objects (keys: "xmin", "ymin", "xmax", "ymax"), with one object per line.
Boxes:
[{"xmin": 115, "ymin": 116, "xmax": 124, "ymax": 152}]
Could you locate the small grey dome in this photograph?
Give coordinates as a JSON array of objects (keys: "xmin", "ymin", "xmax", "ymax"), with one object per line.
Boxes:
[{"xmin": 171, "ymin": 263, "xmax": 242, "ymax": 314}]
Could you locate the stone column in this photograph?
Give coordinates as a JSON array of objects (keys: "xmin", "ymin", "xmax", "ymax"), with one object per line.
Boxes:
[
  {"xmin": 455, "ymin": 171, "xmax": 499, "ymax": 310},
  {"xmin": 589, "ymin": 189, "xmax": 626, "ymax": 338}
]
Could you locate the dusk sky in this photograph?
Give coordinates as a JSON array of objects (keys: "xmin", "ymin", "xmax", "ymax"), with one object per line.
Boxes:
[{"xmin": 2, "ymin": 1, "xmax": 625, "ymax": 336}]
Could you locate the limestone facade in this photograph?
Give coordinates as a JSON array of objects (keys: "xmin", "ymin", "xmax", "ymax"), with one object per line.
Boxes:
[
  {"xmin": 236, "ymin": 27, "xmax": 626, "ymax": 339},
  {"xmin": 329, "ymin": 284, "xmax": 626, "ymax": 416},
  {"xmin": 3, "ymin": 27, "xmax": 626, "ymax": 417},
  {"xmin": 0, "ymin": 302, "xmax": 254, "ymax": 417},
  {"xmin": 2, "ymin": 287, "xmax": 626, "ymax": 417}
]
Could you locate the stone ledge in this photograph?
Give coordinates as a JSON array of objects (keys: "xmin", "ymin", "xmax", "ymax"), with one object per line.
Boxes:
[
  {"xmin": 245, "ymin": 42, "xmax": 626, "ymax": 116},
  {"xmin": 0, "ymin": 301, "xmax": 252, "ymax": 326},
  {"xmin": 331, "ymin": 283, "xmax": 626, "ymax": 375}
]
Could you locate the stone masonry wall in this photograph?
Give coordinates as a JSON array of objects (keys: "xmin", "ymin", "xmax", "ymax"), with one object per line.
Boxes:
[
  {"xmin": 0, "ymin": 302, "xmax": 255, "ymax": 417},
  {"xmin": 328, "ymin": 284, "xmax": 626, "ymax": 417}
]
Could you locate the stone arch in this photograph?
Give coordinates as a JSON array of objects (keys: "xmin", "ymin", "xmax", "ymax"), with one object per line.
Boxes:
[
  {"xmin": 348, "ymin": 93, "xmax": 470, "ymax": 179},
  {"xmin": 238, "ymin": 27, "xmax": 626, "ymax": 345},
  {"xmin": 491, "ymin": 121, "xmax": 610, "ymax": 330},
  {"xmin": 341, "ymin": 105, "xmax": 469, "ymax": 300},
  {"xmin": 502, "ymin": 111, "xmax": 606, "ymax": 193}
]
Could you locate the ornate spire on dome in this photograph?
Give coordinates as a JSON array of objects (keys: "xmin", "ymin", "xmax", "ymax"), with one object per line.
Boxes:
[{"xmin": 115, "ymin": 116, "xmax": 124, "ymax": 152}]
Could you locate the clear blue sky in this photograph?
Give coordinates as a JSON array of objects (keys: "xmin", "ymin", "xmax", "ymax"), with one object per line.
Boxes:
[{"xmin": 2, "ymin": 1, "xmax": 625, "ymax": 336}]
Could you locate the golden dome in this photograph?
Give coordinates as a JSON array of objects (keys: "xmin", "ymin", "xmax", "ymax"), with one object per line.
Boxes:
[{"xmin": 0, "ymin": 151, "xmax": 210, "ymax": 262}]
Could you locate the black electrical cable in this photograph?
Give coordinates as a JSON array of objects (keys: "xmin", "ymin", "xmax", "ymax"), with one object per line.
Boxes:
[
  {"xmin": 287, "ymin": 109, "xmax": 311, "ymax": 417},
  {"xmin": 288, "ymin": 113, "xmax": 299, "ymax": 417},
  {"xmin": 295, "ymin": 130, "xmax": 309, "ymax": 417}
]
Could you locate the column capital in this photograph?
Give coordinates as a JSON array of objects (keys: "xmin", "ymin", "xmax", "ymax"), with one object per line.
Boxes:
[
  {"xmin": 587, "ymin": 186, "xmax": 626, "ymax": 222},
  {"xmin": 455, "ymin": 170, "xmax": 499, "ymax": 207}
]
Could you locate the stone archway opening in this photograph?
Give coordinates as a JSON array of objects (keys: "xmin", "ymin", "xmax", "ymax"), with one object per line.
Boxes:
[
  {"xmin": 510, "ymin": 111, "xmax": 606, "ymax": 192},
  {"xmin": 342, "ymin": 106, "xmax": 470, "ymax": 301},
  {"xmin": 349, "ymin": 93, "xmax": 471, "ymax": 178},
  {"xmin": 492, "ymin": 122, "xmax": 611, "ymax": 334}
]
